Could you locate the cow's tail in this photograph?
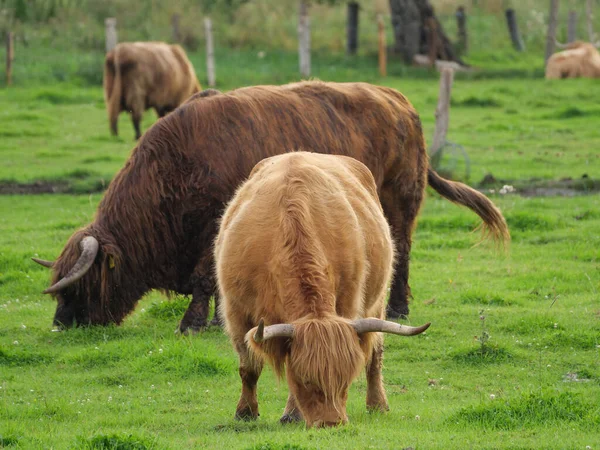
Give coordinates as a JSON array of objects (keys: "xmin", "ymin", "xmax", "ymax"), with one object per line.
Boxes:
[
  {"xmin": 427, "ymin": 168, "xmax": 510, "ymax": 246},
  {"xmin": 103, "ymin": 46, "xmax": 122, "ymax": 136}
]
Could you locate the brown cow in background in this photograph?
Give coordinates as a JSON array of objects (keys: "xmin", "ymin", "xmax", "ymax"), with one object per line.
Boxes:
[
  {"xmin": 215, "ymin": 152, "xmax": 430, "ymax": 427},
  {"xmin": 546, "ymin": 41, "xmax": 600, "ymax": 79},
  {"xmin": 103, "ymin": 42, "xmax": 201, "ymax": 139}
]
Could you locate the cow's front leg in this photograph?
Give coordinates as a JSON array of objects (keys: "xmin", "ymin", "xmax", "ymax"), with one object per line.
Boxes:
[
  {"xmin": 366, "ymin": 334, "xmax": 389, "ymax": 412},
  {"xmin": 280, "ymin": 393, "xmax": 303, "ymax": 424},
  {"xmin": 178, "ymin": 276, "xmax": 214, "ymax": 334}
]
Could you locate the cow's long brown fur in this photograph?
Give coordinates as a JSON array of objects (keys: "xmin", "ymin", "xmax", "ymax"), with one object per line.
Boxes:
[
  {"xmin": 42, "ymin": 81, "xmax": 508, "ymax": 331},
  {"xmin": 545, "ymin": 41, "xmax": 600, "ymax": 79},
  {"xmin": 216, "ymin": 152, "xmax": 393, "ymax": 427},
  {"xmin": 103, "ymin": 42, "xmax": 201, "ymax": 139}
]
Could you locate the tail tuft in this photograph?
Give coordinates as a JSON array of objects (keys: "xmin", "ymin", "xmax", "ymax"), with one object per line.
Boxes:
[{"xmin": 427, "ymin": 168, "xmax": 510, "ymax": 247}]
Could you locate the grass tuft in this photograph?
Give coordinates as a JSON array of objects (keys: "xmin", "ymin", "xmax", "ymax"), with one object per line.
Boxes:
[
  {"xmin": 460, "ymin": 290, "xmax": 511, "ymax": 306},
  {"xmin": 0, "ymin": 348, "xmax": 53, "ymax": 367},
  {"xmin": 35, "ymin": 90, "xmax": 100, "ymax": 105},
  {"xmin": 452, "ymin": 96, "xmax": 502, "ymax": 108},
  {"xmin": 76, "ymin": 434, "xmax": 154, "ymax": 450},
  {"xmin": 245, "ymin": 443, "xmax": 310, "ymax": 450},
  {"xmin": 0, "ymin": 434, "xmax": 20, "ymax": 447},
  {"xmin": 451, "ymin": 345, "xmax": 514, "ymax": 365},
  {"xmin": 146, "ymin": 297, "xmax": 190, "ymax": 320},
  {"xmin": 550, "ymin": 107, "xmax": 600, "ymax": 119},
  {"xmin": 505, "ymin": 212, "xmax": 557, "ymax": 232},
  {"xmin": 448, "ymin": 392, "xmax": 598, "ymax": 430}
]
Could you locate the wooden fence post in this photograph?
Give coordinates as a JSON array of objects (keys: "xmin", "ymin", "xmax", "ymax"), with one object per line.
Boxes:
[
  {"xmin": 455, "ymin": 6, "xmax": 468, "ymax": 54},
  {"xmin": 378, "ymin": 14, "xmax": 387, "ymax": 77},
  {"xmin": 545, "ymin": 0, "xmax": 560, "ymax": 63},
  {"xmin": 505, "ymin": 9, "xmax": 524, "ymax": 51},
  {"xmin": 204, "ymin": 18, "xmax": 216, "ymax": 87},
  {"xmin": 6, "ymin": 32, "xmax": 14, "ymax": 86},
  {"xmin": 298, "ymin": 0, "xmax": 311, "ymax": 78},
  {"xmin": 105, "ymin": 18, "xmax": 117, "ymax": 53},
  {"xmin": 347, "ymin": 2, "xmax": 359, "ymax": 55},
  {"xmin": 567, "ymin": 10, "xmax": 577, "ymax": 43},
  {"xmin": 430, "ymin": 67, "xmax": 454, "ymax": 160},
  {"xmin": 172, "ymin": 13, "xmax": 181, "ymax": 43},
  {"xmin": 586, "ymin": 0, "xmax": 595, "ymax": 42}
]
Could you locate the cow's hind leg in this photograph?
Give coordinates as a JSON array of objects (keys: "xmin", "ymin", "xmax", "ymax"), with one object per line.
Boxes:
[
  {"xmin": 380, "ymin": 181, "xmax": 425, "ymax": 319},
  {"xmin": 366, "ymin": 334, "xmax": 389, "ymax": 412},
  {"xmin": 178, "ymin": 275, "xmax": 214, "ymax": 334},
  {"xmin": 280, "ymin": 393, "xmax": 303, "ymax": 424},
  {"xmin": 131, "ymin": 109, "xmax": 142, "ymax": 140}
]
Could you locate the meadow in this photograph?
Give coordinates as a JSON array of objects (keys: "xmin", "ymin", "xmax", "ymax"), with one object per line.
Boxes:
[{"xmin": 1, "ymin": 4, "xmax": 600, "ymax": 447}]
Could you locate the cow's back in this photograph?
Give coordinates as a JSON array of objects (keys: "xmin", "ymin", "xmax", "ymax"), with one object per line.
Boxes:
[
  {"xmin": 116, "ymin": 42, "xmax": 198, "ymax": 106},
  {"xmin": 215, "ymin": 152, "xmax": 394, "ymax": 326},
  {"xmin": 161, "ymin": 81, "xmax": 424, "ymax": 201}
]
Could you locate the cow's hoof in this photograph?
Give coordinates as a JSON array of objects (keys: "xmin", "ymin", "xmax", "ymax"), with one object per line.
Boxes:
[
  {"xmin": 385, "ymin": 304, "xmax": 409, "ymax": 320},
  {"xmin": 280, "ymin": 409, "xmax": 303, "ymax": 424},
  {"xmin": 175, "ymin": 323, "xmax": 205, "ymax": 335},
  {"xmin": 366, "ymin": 402, "xmax": 390, "ymax": 413},
  {"xmin": 208, "ymin": 317, "xmax": 222, "ymax": 327},
  {"xmin": 235, "ymin": 408, "xmax": 259, "ymax": 421}
]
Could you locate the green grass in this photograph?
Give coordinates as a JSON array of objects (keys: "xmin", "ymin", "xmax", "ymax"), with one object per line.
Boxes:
[
  {"xmin": 1, "ymin": 27, "xmax": 600, "ymax": 448},
  {"xmin": 1, "ymin": 69, "xmax": 599, "ymax": 190},
  {"xmin": 0, "ymin": 191, "xmax": 598, "ymax": 449}
]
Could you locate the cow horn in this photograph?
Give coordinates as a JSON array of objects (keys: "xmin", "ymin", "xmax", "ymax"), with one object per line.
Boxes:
[
  {"xmin": 252, "ymin": 318, "xmax": 294, "ymax": 343},
  {"xmin": 554, "ymin": 39, "xmax": 568, "ymax": 49},
  {"xmin": 43, "ymin": 236, "xmax": 99, "ymax": 294},
  {"xmin": 351, "ymin": 318, "xmax": 431, "ymax": 336},
  {"xmin": 31, "ymin": 257, "xmax": 54, "ymax": 268}
]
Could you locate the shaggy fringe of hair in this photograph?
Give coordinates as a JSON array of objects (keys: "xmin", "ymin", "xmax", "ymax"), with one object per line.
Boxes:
[{"xmin": 246, "ymin": 315, "xmax": 373, "ymax": 412}]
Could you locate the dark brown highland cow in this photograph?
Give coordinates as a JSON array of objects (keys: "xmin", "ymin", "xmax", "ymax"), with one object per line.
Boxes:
[
  {"xmin": 33, "ymin": 81, "xmax": 509, "ymax": 333},
  {"xmin": 103, "ymin": 41, "xmax": 201, "ymax": 139}
]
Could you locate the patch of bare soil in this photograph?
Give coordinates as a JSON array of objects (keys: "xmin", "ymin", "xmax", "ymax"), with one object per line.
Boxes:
[
  {"xmin": 0, "ymin": 181, "xmax": 71, "ymax": 195},
  {"xmin": 478, "ymin": 174, "xmax": 600, "ymax": 197}
]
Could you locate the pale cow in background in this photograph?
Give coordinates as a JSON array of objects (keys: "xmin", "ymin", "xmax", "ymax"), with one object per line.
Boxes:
[{"xmin": 546, "ymin": 41, "xmax": 600, "ymax": 79}]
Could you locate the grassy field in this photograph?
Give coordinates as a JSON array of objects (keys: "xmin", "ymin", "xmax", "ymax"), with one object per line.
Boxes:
[
  {"xmin": 2, "ymin": 63, "xmax": 600, "ymax": 191},
  {"xmin": 1, "ymin": 42, "xmax": 600, "ymax": 449}
]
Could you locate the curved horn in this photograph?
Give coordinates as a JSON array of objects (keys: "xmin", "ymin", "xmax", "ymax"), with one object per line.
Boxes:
[
  {"xmin": 31, "ymin": 257, "xmax": 54, "ymax": 268},
  {"xmin": 253, "ymin": 318, "xmax": 294, "ymax": 343},
  {"xmin": 43, "ymin": 236, "xmax": 99, "ymax": 294},
  {"xmin": 554, "ymin": 39, "xmax": 569, "ymax": 49},
  {"xmin": 351, "ymin": 318, "xmax": 431, "ymax": 336}
]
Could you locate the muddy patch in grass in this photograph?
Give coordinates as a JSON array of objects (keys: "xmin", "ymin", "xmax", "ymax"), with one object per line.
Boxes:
[
  {"xmin": 0, "ymin": 180, "xmax": 71, "ymax": 194},
  {"xmin": 478, "ymin": 174, "xmax": 600, "ymax": 197}
]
